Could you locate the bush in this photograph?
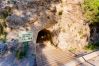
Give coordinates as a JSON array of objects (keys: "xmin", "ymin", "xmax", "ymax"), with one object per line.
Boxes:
[
  {"xmin": 81, "ymin": 0, "xmax": 99, "ymax": 23},
  {"xmin": 0, "ymin": 20, "xmax": 7, "ymax": 41},
  {"xmin": 15, "ymin": 42, "xmax": 29, "ymax": 59},
  {"xmin": 85, "ymin": 44, "xmax": 96, "ymax": 50},
  {"xmin": 0, "ymin": 6, "xmax": 11, "ymax": 19},
  {"xmin": 0, "ymin": 8, "xmax": 10, "ymax": 41},
  {"xmin": 84, "ymin": 42, "xmax": 99, "ymax": 51},
  {"xmin": 16, "ymin": 49, "xmax": 26, "ymax": 59}
]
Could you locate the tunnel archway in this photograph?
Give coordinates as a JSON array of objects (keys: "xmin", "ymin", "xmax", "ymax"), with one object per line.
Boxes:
[{"xmin": 36, "ymin": 29, "xmax": 52, "ymax": 43}]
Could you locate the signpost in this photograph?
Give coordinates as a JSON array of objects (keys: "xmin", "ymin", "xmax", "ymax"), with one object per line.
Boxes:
[
  {"xmin": 17, "ymin": 31, "xmax": 34, "ymax": 59},
  {"xmin": 18, "ymin": 31, "xmax": 33, "ymax": 42},
  {"xmin": 18, "ymin": 31, "xmax": 33, "ymax": 51}
]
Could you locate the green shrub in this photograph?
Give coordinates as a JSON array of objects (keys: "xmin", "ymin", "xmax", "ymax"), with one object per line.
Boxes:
[
  {"xmin": 16, "ymin": 50, "xmax": 25, "ymax": 59},
  {"xmin": 85, "ymin": 44, "xmax": 96, "ymax": 50},
  {"xmin": 0, "ymin": 19, "xmax": 7, "ymax": 41},
  {"xmin": 0, "ymin": 7, "xmax": 11, "ymax": 19},
  {"xmin": 15, "ymin": 42, "xmax": 29, "ymax": 59},
  {"xmin": 81, "ymin": 0, "xmax": 99, "ymax": 23},
  {"xmin": 0, "ymin": 8, "xmax": 10, "ymax": 41},
  {"xmin": 84, "ymin": 42, "xmax": 99, "ymax": 51},
  {"xmin": 69, "ymin": 47, "xmax": 76, "ymax": 52}
]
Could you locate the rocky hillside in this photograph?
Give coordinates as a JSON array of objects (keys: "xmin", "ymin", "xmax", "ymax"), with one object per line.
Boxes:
[{"xmin": 0, "ymin": 0, "xmax": 90, "ymax": 51}]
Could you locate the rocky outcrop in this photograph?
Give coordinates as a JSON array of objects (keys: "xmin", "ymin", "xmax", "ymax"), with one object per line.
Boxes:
[
  {"xmin": 46, "ymin": 0, "xmax": 90, "ymax": 50},
  {"xmin": 1, "ymin": 0, "xmax": 90, "ymax": 51}
]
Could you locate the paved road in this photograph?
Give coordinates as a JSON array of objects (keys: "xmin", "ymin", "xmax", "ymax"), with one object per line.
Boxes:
[{"xmin": 77, "ymin": 56, "xmax": 99, "ymax": 66}]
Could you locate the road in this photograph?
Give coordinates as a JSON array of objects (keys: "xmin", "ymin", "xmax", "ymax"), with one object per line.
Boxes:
[
  {"xmin": 36, "ymin": 41, "xmax": 75, "ymax": 66},
  {"xmin": 77, "ymin": 55, "xmax": 99, "ymax": 66}
]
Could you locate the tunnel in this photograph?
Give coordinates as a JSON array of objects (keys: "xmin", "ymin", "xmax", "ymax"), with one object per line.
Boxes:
[{"xmin": 36, "ymin": 29, "xmax": 52, "ymax": 43}]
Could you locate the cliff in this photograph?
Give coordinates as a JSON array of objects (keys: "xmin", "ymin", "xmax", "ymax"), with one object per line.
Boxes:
[{"xmin": 0, "ymin": 0, "xmax": 90, "ymax": 51}]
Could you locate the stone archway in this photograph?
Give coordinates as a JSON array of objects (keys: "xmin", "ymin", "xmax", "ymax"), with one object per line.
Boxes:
[
  {"xmin": 36, "ymin": 29, "xmax": 52, "ymax": 43},
  {"xmin": 36, "ymin": 29, "xmax": 57, "ymax": 48}
]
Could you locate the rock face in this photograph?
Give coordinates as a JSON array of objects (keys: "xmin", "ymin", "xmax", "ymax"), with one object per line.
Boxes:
[
  {"xmin": 1, "ymin": 0, "xmax": 90, "ymax": 50},
  {"xmin": 46, "ymin": 0, "xmax": 90, "ymax": 50},
  {"xmin": 31, "ymin": 0, "xmax": 90, "ymax": 50}
]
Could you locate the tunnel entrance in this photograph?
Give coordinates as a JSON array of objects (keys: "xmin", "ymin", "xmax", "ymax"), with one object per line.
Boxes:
[{"xmin": 36, "ymin": 29, "xmax": 52, "ymax": 43}]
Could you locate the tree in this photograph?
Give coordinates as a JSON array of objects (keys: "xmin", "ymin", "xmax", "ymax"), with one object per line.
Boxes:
[{"xmin": 81, "ymin": 0, "xmax": 99, "ymax": 23}]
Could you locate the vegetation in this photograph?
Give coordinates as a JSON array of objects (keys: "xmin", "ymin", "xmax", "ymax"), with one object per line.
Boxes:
[
  {"xmin": 84, "ymin": 42, "xmax": 99, "ymax": 51},
  {"xmin": 81, "ymin": 0, "xmax": 99, "ymax": 23},
  {"xmin": 15, "ymin": 42, "xmax": 29, "ymax": 59},
  {"xmin": 0, "ymin": 14, "xmax": 7, "ymax": 41},
  {"xmin": 16, "ymin": 49, "xmax": 26, "ymax": 59},
  {"xmin": 0, "ymin": 7, "xmax": 11, "ymax": 41},
  {"xmin": 68, "ymin": 47, "xmax": 76, "ymax": 52},
  {"xmin": 84, "ymin": 43, "xmax": 96, "ymax": 50}
]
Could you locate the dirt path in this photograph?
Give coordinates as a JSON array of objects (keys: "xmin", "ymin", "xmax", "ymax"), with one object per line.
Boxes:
[{"xmin": 36, "ymin": 41, "xmax": 75, "ymax": 66}]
